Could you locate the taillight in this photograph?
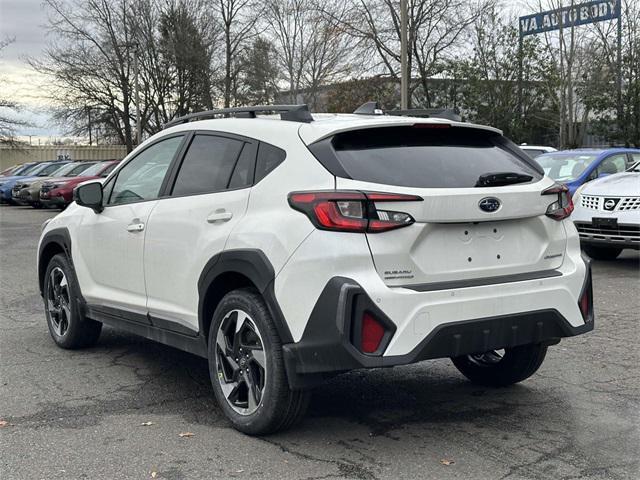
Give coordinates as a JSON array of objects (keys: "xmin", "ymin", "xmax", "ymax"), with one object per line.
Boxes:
[
  {"xmin": 288, "ymin": 190, "xmax": 422, "ymax": 233},
  {"xmin": 361, "ymin": 312, "xmax": 385, "ymax": 353},
  {"xmin": 578, "ymin": 266, "xmax": 593, "ymax": 322},
  {"xmin": 542, "ymin": 184, "xmax": 574, "ymax": 220}
]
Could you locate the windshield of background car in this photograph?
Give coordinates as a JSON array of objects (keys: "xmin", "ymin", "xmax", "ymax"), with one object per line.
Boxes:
[
  {"xmin": 81, "ymin": 161, "xmax": 111, "ymax": 177},
  {"xmin": 50, "ymin": 162, "xmax": 86, "ymax": 177},
  {"xmin": 536, "ymin": 153, "xmax": 598, "ymax": 182},
  {"xmin": 37, "ymin": 163, "xmax": 68, "ymax": 176},
  {"xmin": 523, "ymin": 149, "xmax": 545, "ymax": 159},
  {"xmin": 14, "ymin": 164, "xmax": 39, "ymax": 176},
  {"xmin": 65, "ymin": 162, "xmax": 96, "ymax": 176},
  {"xmin": 327, "ymin": 126, "xmax": 541, "ymax": 188},
  {"xmin": 25, "ymin": 163, "xmax": 52, "ymax": 176}
]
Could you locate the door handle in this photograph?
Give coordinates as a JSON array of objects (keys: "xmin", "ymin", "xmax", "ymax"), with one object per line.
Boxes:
[
  {"xmin": 207, "ymin": 210, "xmax": 233, "ymax": 223},
  {"xmin": 127, "ymin": 222, "xmax": 145, "ymax": 232}
]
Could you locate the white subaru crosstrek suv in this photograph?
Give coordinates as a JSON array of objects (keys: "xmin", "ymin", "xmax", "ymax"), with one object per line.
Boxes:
[{"xmin": 37, "ymin": 104, "xmax": 594, "ymax": 435}]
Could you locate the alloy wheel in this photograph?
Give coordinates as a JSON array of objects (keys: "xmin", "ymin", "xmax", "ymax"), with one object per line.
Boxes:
[
  {"xmin": 215, "ymin": 309, "xmax": 267, "ymax": 415},
  {"xmin": 46, "ymin": 267, "xmax": 71, "ymax": 336}
]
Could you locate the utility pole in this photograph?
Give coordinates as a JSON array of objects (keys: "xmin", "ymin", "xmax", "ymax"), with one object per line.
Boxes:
[
  {"xmin": 400, "ymin": 0, "xmax": 408, "ymax": 109},
  {"xmin": 133, "ymin": 44, "xmax": 141, "ymax": 146},
  {"xmin": 86, "ymin": 105, "xmax": 93, "ymax": 146},
  {"xmin": 616, "ymin": 2, "xmax": 623, "ymax": 142}
]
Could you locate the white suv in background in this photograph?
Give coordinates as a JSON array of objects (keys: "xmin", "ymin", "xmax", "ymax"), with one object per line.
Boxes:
[
  {"xmin": 37, "ymin": 104, "xmax": 594, "ymax": 435},
  {"xmin": 572, "ymin": 161, "xmax": 640, "ymax": 259}
]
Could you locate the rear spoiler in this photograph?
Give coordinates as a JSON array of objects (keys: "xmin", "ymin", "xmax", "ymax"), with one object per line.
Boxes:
[{"xmin": 353, "ymin": 102, "xmax": 462, "ymax": 122}]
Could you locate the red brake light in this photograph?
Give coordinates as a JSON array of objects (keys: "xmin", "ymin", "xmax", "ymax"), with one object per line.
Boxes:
[
  {"xmin": 578, "ymin": 270, "xmax": 593, "ymax": 322},
  {"xmin": 288, "ymin": 190, "xmax": 422, "ymax": 233},
  {"xmin": 361, "ymin": 312, "xmax": 385, "ymax": 353},
  {"xmin": 542, "ymin": 184, "xmax": 574, "ymax": 220}
]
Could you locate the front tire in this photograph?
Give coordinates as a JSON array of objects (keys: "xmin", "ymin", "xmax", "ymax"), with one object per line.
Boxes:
[
  {"xmin": 208, "ymin": 288, "xmax": 310, "ymax": 435},
  {"xmin": 43, "ymin": 254, "xmax": 102, "ymax": 349},
  {"xmin": 451, "ymin": 343, "xmax": 547, "ymax": 387},
  {"xmin": 583, "ymin": 245, "xmax": 622, "ymax": 260}
]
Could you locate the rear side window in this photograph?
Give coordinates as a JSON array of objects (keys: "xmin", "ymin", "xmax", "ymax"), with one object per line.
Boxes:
[
  {"xmin": 315, "ymin": 126, "xmax": 542, "ymax": 188},
  {"xmin": 172, "ymin": 135, "xmax": 244, "ymax": 196},
  {"xmin": 255, "ymin": 143, "xmax": 286, "ymax": 183}
]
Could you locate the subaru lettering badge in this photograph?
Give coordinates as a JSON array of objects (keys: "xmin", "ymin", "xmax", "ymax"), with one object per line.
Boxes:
[{"xmin": 479, "ymin": 197, "xmax": 501, "ymax": 213}]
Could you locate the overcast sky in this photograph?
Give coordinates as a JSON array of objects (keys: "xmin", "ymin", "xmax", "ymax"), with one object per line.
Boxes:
[{"xmin": 1, "ymin": 0, "xmax": 60, "ymax": 139}]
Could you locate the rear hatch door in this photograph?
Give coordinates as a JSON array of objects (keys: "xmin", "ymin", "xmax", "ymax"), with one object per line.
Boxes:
[{"xmin": 314, "ymin": 124, "xmax": 566, "ymax": 287}]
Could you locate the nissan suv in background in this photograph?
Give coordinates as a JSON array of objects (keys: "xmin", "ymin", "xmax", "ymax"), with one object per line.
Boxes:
[
  {"xmin": 38, "ymin": 104, "xmax": 594, "ymax": 435},
  {"xmin": 40, "ymin": 160, "xmax": 120, "ymax": 209},
  {"xmin": 572, "ymin": 161, "xmax": 640, "ymax": 259}
]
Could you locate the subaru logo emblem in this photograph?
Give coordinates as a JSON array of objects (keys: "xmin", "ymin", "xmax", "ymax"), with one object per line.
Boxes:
[{"xmin": 479, "ymin": 197, "xmax": 501, "ymax": 213}]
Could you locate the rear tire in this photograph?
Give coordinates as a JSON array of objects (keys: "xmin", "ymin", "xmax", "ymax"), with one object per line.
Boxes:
[
  {"xmin": 583, "ymin": 245, "xmax": 622, "ymax": 260},
  {"xmin": 43, "ymin": 254, "xmax": 102, "ymax": 349},
  {"xmin": 208, "ymin": 288, "xmax": 310, "ymax": 435},
  {"xmin": 451, "ymin": 343, "xmax": 547, "ymax": 387}
]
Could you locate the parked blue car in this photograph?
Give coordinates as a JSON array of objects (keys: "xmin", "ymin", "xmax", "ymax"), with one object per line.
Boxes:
[
  {"xmin": 0, "ymin": 161, "xmax": 70, "ymax": 204},
  {"xmin": 535, "ymin": 148, "xmax": 640, "ymax": 196}
]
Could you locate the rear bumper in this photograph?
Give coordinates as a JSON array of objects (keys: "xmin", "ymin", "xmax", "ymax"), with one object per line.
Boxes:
[{"xmin": 283, "ymin": 266, "xmax": 593, "ymax": 390}]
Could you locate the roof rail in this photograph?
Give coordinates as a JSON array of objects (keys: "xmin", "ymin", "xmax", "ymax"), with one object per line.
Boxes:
[
  {"xmin": 353, "ymin": 102, "xmax": 462, "ymax": 122},
  {"xmin": 163, "ymin": 104, "xmax": 314, "ymax": 129}
]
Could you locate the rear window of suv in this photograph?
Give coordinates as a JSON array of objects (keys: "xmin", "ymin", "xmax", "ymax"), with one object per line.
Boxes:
[{"xmin": 311, "ymin": 126, "xmax": 542, "ymax": 188}]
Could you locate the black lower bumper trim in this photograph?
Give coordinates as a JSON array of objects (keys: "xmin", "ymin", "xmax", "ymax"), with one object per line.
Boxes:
[{"xmin": 283, "ymin": 273, "xmax": 594, "ymax": 389}]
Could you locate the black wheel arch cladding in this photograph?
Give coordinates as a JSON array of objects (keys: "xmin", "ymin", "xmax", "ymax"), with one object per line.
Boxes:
[
  {"xmin": 38, "ymin": 227, "xmax": 75, "ymax": 297},
  {"xmin": 197, "ymin": 249, "xmax": 294, "ymax": 345}
]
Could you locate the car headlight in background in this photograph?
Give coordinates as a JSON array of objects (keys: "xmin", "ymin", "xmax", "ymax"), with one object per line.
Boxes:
[{"xmin": 572, "ymin": 184, "xmax": 587, "ymax": 204}]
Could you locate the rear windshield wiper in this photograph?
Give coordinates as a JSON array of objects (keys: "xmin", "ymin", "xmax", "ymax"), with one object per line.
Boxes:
[{"xmin": 475, "ymin": 172, "xmax": 533, "ymax": 187}]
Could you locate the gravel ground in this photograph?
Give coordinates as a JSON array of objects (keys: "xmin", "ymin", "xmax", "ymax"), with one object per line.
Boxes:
[{"xmin": 1, "ymin": 204, "xmax": 639, "ymax": 480}]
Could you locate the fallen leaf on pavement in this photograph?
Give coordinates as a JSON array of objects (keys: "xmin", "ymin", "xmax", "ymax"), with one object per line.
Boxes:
[
  {"xmin": 0, "ymin": 420, "xmax": 9, "ymax": 428},
  {"xmin": 178, "ymin": 432, "xmax": 195, "ymax": 438},
  {"xmin": 236, "ymin": 469, "xmax": 244, "ymax": 473},
  {"xmin": 151, "ymin": 471, "xmax": 158, "ymax": 479},
  {"xmin": 140, "ymin": 422, "xmax": 154, "ymax": 426},
  {"xmin": 440, "ymin": 458, "xmax": 455, "ymax": 466}
]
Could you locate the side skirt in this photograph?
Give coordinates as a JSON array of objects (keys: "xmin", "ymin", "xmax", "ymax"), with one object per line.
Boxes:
[{"xmin": 86, "ymin": 305, "xmax": 208, "ymax": 359}]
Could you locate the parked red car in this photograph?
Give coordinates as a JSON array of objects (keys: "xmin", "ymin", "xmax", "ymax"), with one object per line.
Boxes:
[{"xmin": 40, "ymin": 160, "xmax": 120, "ymax": 209}]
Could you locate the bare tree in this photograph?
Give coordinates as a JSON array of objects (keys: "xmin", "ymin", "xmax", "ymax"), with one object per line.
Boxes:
[
  {"xmin": 216, "ymin": 0, "xmax": 262, "ymax": 107},
  {"xmin": 264, "ymin": 0, "xmax": 309, "ymax": 103},
  {"xmin": 132, "ymin": 0, "xmax": 220, "ymax": 132},
  {"xmin": 332, "ymin": 0, "xmax": 493, "ymax": 108},
  {"xmin": 32, "ymin": 0, "xmax": 142, "ymax": 152},
  {"xmin": 264, "ymin": 0, "xmax": 355, "ymax": 107}
]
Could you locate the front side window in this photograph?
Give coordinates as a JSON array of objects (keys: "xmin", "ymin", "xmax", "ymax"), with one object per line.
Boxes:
[
  {"xmin": 107, "ymin": 136, "xmax": 183, "ymax": 206},
  {"xmin": 598, "ymin": 154, "xmax": 627, "ymax": 175},
  {"xmin": 171, "ymin": 135, "xmax": 244, "ymax": 196}
]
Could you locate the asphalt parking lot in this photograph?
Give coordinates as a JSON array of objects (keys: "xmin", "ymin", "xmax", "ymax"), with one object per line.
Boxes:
[{"xmin": 1, "ymin": 204, "xmax": 639, "ymax": 480}]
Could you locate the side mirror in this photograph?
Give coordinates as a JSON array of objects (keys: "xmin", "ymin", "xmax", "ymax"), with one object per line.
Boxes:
[{"xmin": 74, "ymin": 182, "xmax": 103, "ymax": 213}]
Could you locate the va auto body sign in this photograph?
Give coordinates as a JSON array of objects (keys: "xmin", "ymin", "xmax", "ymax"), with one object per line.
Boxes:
[{"xmin": 519, "ymin": 0, "xmax": 620, "ymax": 37}]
